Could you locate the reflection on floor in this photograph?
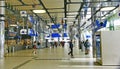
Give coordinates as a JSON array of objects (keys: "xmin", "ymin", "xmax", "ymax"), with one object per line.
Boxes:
[{"xmin": 0, "ymin": 44, "xmax": 120, "ymax": 69}]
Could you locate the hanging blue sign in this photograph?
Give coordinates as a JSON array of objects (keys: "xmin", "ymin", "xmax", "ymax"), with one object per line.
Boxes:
[
  {"xmin": 51, "ymin": 24, "xmax": 60, "ymax": 29},
  {"xmin": 28, "ymin": 29, "xmax": 37, "ymax": 36},
  {"xmin": 95, "ymin": 19, "xmax": 107, "ymax": 31},
  {"xmin": 63, "ymin": 33, "xmax": 68, "ymax": 37},
  {"xmin": 51, "ymin": 33, "xmax": 61, "ymax": 38},
  {"xmin": 86, "ymin": 35, "xmax": 91, "ymax": 38},
  {"xmin": 63, "ymin": 24, "xmax": 67, "ymax": 29},
  {"xmin": 28, "ymin": 15, "xmax": 35, "ymax": 24}
]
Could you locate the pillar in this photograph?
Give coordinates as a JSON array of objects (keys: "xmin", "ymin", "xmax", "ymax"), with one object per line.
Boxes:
[
  {"xmin": 78, "ymin": 15, "xmax": 81, "ymax": 50},
  {"xmin": 0, "ymin": 0, "xmax": 5, "ymax": 58},
  {"xmin": 91, "ymin": 8, "xmax": 96, "ymax": 58},
  {"xmin": 91, "ymin": 0, "xmax": 97, "ymax": 58}
]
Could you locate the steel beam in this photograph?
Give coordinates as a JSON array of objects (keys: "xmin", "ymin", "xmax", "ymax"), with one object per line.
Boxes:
[
  {"xmin": 38, "ymin": 0, "xmax": 54, "ymax": 23},
  {"xmin": 73, "ymin": 3, "xmax": 84, "ymax": 24},
  {"xmin": 64, "ymin": 0, "xmax": 67, "ymax": 24},
  {"xmin": 18, "ymin": 0, "xmax": 26, "ymax": 5},
  {"xmin": 67, "ymin": 1, "xmax": 120, "ymax": 4},
  {"xmin": 101, "ymin": 4, "xmax": 119, "ymax": 18}
]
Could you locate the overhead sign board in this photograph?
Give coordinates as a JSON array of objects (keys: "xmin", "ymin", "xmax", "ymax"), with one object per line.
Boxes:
[
  {"xmin": 20, "ymin": 11, "xmax": 27, "ymax": 17},
  {"xmin": 20, "ymin": 29, "xmax": 27, "ymax": 35}
]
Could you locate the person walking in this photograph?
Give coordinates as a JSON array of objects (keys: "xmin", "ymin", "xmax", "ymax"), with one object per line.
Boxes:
[
  {"xmin": 32, "ymin": 41, "xmax": 37, "ymax": 54},
  {"xmin": 37, "ymin": 41, "xmax": 41, "ymax": 49},
  {"xmin": 84, "ymin": 39, "xmax": 91, "ymax": 55},
  {"xmin": 68, "ymin": 40, "xmax": 74, "ymax": 57},
  {"xmin": 23, "ymin": 40, "xmax": 27, "ymax": 49},
  {"xmin": 61, "ymin": 41, "xmax": 65, "ymax": 48}
]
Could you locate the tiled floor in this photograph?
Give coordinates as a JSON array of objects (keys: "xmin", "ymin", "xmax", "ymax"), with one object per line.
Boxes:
[{"xmin": 0, "ymin": 44, "xmax": 120, "ymax": 69}]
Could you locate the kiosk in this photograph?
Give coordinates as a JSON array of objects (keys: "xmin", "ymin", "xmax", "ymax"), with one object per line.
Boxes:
[{"xmin": 95, "ymin": 31, "xmax": 120, "ymax": 65}]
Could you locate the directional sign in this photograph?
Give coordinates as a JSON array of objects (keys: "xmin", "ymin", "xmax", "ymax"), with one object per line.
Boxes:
[{"xmin": 20, "ymin": 11, "xmax": 27, "ymax": 17}]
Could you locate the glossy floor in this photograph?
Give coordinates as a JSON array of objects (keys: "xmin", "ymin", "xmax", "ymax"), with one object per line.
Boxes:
[{"xmin": 0, "ymin": 45, "xmax": 120, "ymax": 69}]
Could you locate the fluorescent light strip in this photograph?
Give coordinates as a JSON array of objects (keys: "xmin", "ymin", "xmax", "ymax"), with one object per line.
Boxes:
[
  {"xmin": 67, "ymin": 22, "xmax": 73, "ymax": 24},
  {"xmin": 33, "ymin": 10, "xmax": 46, "ymax": 13},
  {"xmin": 67, "ymin": 12, "xmax": 78, "ymax": 15},
  {"xmin": 67, "ymin": 16, "xmax": 76, "ymax": 18},
  {"xmin": 10, "ymin": 24, "xmax": 17, "ymax": 27}
]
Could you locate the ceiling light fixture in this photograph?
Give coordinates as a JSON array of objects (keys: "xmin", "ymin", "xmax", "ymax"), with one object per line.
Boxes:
[
  {"xmin": 67, "ymin": 12, "xmax": 78, "ymax": 15},
  {"xmin": 67, "ymin": 22, "xmax": 73, "ymax": 24},
  {"xmin": 63, "ymin": 18, "xmax": 67, "ymax": 20},
  {"xmin": 10, "ymin": 24, "xmax": 18, "ymax": 27},
  {"xmin": 33, "ymin": 10, "xmax": 46, "ymax": 13}
]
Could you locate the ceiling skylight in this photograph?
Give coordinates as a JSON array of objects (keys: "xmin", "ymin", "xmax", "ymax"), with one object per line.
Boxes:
[{"xmin": 101, "ymin": 7, "xmax": 115, "ymax": 11}]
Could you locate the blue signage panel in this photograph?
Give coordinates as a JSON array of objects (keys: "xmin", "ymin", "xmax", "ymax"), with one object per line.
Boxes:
[
  {"xmin": 28, "ymin": 15, "xmax": 35, "ymax": 24},
  {"xmin": 51, "ymin": 24, "xmax": 60, "ymax": 29},
  {"xmin": 95, "ymin": 19, "xmax": 107, "ymax": 31},
  {"xmin": 51, "ymin": 33, "xmax": 61, "ymax": 38},
  {"xmin": 63, "ymin": 33, "xmax": 68, "ymax": 37},
  {"xmin": 63, "ymin": 24, "xmax": 67, "ymax": 29},
  {"xmin": 86, "ymin": 35, "xmax": 91, "ymax": 38},
  {"xmin": 28, "ymin": 29, "xmax": 37, "ymax": 36}
]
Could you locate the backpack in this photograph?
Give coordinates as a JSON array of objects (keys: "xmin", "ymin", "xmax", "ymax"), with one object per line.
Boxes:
[{"xmin": 84, "ymin": 41, "xmax": 90, "ymax": 47}]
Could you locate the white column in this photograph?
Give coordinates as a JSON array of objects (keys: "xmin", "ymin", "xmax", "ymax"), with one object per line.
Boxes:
[{"xmin": 0, "ymin": 0, "xmax": 5, "ymax": 58}]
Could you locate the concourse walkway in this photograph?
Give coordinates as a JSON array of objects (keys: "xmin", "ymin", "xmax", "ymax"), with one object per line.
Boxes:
[{"xmin": 0, "ymin": 43, "xmax": 120, "ymax": 69}]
